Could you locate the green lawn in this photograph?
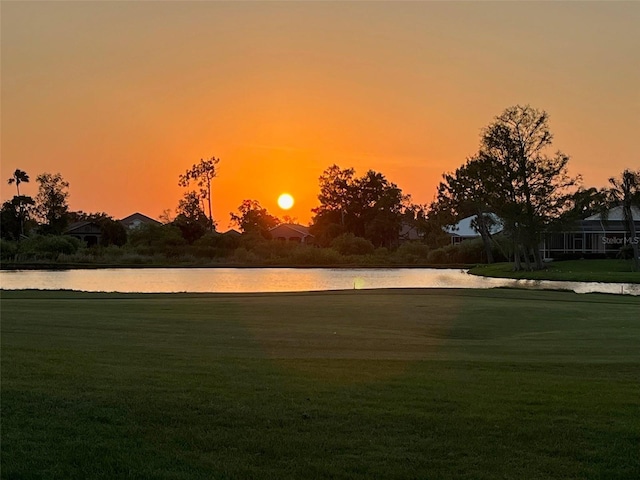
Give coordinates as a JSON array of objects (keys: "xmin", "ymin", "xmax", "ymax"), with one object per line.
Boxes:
[
  {"xmin": 2, "ymin": 289, "xmax": 639, "ymax": 479},
  {"xmin": 470, "ymin": 259, "xmax": 640, "ymax": 284}
]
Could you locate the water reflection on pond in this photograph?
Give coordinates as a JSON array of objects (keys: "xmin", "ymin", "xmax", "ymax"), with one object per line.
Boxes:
[{"xmin": 1, "ymin": 268, "xmax": 638, "ymax": 295}]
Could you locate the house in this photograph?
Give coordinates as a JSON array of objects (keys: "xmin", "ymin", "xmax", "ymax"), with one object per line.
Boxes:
[
  {"xmin": 269, "ymin": 223, "xmax": 314, "ymax": 244},
  {"xmin": 221, "ymin": 229, "xmax": 241, "ymax": 238},
  {"xmin": 542, "ymin": 205, "xmax": 640, "ymax": 259},
  {"xmin": 119, "ymin": 212, "xmax": 162, "ymax": 230},
  {"xmin": 64, "ymin": 221, "xmax": 103, "ymax": 246},
  {"xmin": 398, "ymin": 222, "xmax": 424, "ymax": 243},
  {"xmin": 444, "ymin": 214, "xmax": 503, "ymax": 245}
]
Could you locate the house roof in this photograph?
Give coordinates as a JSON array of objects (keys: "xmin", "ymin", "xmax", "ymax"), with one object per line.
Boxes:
[
  {"xmin": 64, "ymin": 221, "xmax": 101, "ymax": 234},
  {"xmin": 444, "ymin": 214, "xmax": 503, "ymax": 237},
  {"xmin": 221, "ymin": 229, "xmax": 241, "ymax": 236},
  {"xmin": 269, "ymin": 223, "xmax": 313, "ymax": 237},
  {"xmin": 119, "ymin": 212, "xmax": 162, "ymax": 226},
  {"xmin": 584, "ymin": 205, "xmax": 640, "ymax": 222}
]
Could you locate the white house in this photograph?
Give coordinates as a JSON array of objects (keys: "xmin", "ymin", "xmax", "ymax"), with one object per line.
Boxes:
[{"xmin": 444, "ymin": 213, "xmax": 503, "ymax": 244}]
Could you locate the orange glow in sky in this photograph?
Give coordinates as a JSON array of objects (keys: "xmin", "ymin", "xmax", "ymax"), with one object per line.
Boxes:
[{"xmin": 2, "ymin": 2, "xmax": 639, "ymax": 229}]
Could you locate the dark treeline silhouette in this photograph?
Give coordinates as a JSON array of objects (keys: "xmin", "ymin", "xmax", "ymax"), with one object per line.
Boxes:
[{"xmin": 2, "ymin": 105, "xmax": 638, "ymax": 269}]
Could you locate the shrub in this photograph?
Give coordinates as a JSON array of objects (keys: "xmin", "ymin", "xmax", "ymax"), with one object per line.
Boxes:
[
  {"xmin": 232, "ymin": 247, "xmax": 260, "ymax": 264},
  {"xmin": 193, "ymin": 232, "xmax": 222, "ymax": 248},
  {"xmin": 0, "ymin": 239, "xmax": 18, "ymax": 260},
  {"xmin": 20, "ymin": 235, "xmax": 81, "ymax": 258},
  {"xmin": 617, "ymin": 245, "xmax": 634, "ymax": 260},
  {"xmin": 331, "ymin": 233, "xmax": 375, "ymax": 256},
  {"xmin": 120, "ymin": 253, "xmax": 153, "ymax": 265},
  {"xmin": 392, "ymin": 242, "xmax": 430, "ymax": 264},
  {"xmin": 128, "ymin": 224, "xmax": 186, "ymax": 256},
  {"xmin": 191, "ymin": 245, "xmax": 225, "ymax": 259},
  {"xmin": 290, "ymin": 246, "xmax": 343, "ymax": 265},
  {"xmin": 427, "ymin": 247, "xmax": 449, "ymax": 264}
]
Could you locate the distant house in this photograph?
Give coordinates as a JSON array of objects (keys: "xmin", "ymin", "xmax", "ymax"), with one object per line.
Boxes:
[
  {"xmin": 119, "ymin": 212, "xmax": 162, "ymax": 230},
  {"xmin": 444, "ymin": 214, "xmax": 503, "ymax": 245},
  {"xmin": 398, "ymin": 222, "xmax": 424, "ymax": 243},
  {"xmin": 64, "ymin": 221, "xmax": 103, "ymax": 246},
  {"xmin": 269, "ymin": 223, "xmax": 314, "ymax": 244},
  {"xmin": 542, "ymin": 205, "xmax": 640, "ymax": 259},
  {"xmin": 221, "ymin": 229, "xmax": 242, "ymax": 238}
]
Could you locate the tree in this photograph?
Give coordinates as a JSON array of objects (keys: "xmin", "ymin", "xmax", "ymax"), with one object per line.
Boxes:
[
  {"xmin": 35, "ymin": 173, "xmax": 70, "ymax": 235},
  {"xmin": 310, "ymin": 165, "xmax": 409, "ymax": 248},
  {"xmin": 1, "ymin": 196, "xmax": 35, "ymax": 240},
  {"xmin": 352, "ymin": 170, "xmax": 408, "ymax": 248},
  {"xmin": 230, "ymin": 200, "xmax": 280, "ymax": 238},
  {"xmin": 173, "ymin": 191, "xmax": 210, "ymax": 243},
  {"xmin": 551, "ymin": 186, "xmax": 608, "ymax": 238},
  {"xmin": 433, "ymin": 157, "xmax": 501, "ymax": 263},
  {"xmin": 178, "ymin": 156, "xmax": 220, "ymax": 231},
  {"xmin": 606, "ymin": 169, "xmax": 640, "ymax": 270},
  {"xmin": 7, "ymin": 169, "xmax": 32, "ymax": 236},
  {"xmin": 478, "ymin": 105, "xmax": 579, "ymax": 270},
  {"xmin": 567, "ymin": 187, "xmax": 608, "ymax": 219},
  {"xmin": 7, "ymin": 169, "xmax": 29, "ymax": 196}
]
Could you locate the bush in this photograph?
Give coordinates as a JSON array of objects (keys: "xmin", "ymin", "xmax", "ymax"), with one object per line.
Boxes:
[
  {"xmin": 427, "ymin": 247, "xmax": 449, "ymax": 264},
  {"xmin": 331, "ymin": 233, "xmax": 375, "ymax": 256},
  {"xmin": 191, "ymin": 245, "xmax": 226, "ymax": 259},
  {"xmin": 616, "ymin": 245, "xmax": 634, "ymax": 260},
  {"xmin": 0, "ymin": 239, "xmax": 18, "ymax": 260},
  {"xmin": 193, "ymin": 232, "xmax": 222, "ymax": 248},
  {"xmin": 289, "ymin": 246, "xmax": 343, "ymax": 265},
  {"xmin": 20, "ymin": 235, "xmax": 82, "ymax": 258},
  {"xmin": 232, "ymin": 247, "xmax": 260, "ymax": 264},
  {"xmin": 392, "ymin": 242, "xmax": 430, "ymax": 264},
  {"xmin": 128, "ymin": 224, "xmax": 186, "ymax": 255}
]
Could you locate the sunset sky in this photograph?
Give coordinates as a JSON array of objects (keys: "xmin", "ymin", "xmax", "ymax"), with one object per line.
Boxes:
[{"xmin": 2, "ymin": 1, "xmax": 638, "ymax": 229}]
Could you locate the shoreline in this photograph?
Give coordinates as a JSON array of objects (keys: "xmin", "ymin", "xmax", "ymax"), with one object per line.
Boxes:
[{"xmin": 0, "ymin": 262, "xmax": 472, "ymax": 271}]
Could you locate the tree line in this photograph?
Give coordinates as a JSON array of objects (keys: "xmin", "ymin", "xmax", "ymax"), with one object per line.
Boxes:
[{"xmin": 2, "ymin": 104, "xmax": 638, "ymax": 269}]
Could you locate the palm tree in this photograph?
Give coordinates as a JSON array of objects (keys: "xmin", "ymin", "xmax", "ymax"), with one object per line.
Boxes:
[
  {"xmin": 7, "ymin": 169, "xmax": 30, "ymax": 196},
  {"xmin": 7, "ymin": 169, "xmax": 31, "ymax": 237},
  {"xmin": 608, "ymin": 169, "xmax": 640, "ymax": 270}
]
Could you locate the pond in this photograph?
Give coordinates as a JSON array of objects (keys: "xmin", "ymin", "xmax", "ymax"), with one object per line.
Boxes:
[{"xmin": 1, "ymin": 267, "xmax": 638, "ymax": 295}]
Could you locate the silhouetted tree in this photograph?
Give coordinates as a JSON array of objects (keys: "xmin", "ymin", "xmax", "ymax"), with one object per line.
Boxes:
[
  {"xmin": 311, "ymin": 165, "xmax": 409, "ymax": 248},
  {"xmin": 158, "ymin": 209, "xmax": 174, "ymax": 225},
  {"xmin": 7, "ymin": 169, "xmax": 32, "ymax": 236},
  {"xmin": 178, "ymin": 156, "xmax": 220, "ymax": 231},
  {"xmin": 606, "ymin": 169, "xmax": 640, "ymax": 270},
  {"xmin": 35, "ymin": 173, "xmax": 70, "ymax": 235},
  {"xmin": 353, "ymin": 170, "xmax": 408, "ymax": 248},
  {"xmin": 478, "ymin": 105, "xmax": 579, "ymax": 270},
  {"xmin": 567, "ymin": 187, "xmax": 608, "ymax": 219},
  {"xmin": 310, "ymin": 165, "xmax": 354, "ymax": 245},
  {"xmin": 230, "ymin": 200, "xmax": 280, "ymax": 239},
  {"xmin": 1, "ymin": 196, "xmax": 35, "ymax": 240},
  {"xmin": 173, "ymin": 191, "xmax": 210, "ymax": 243},
  {"xmin": 433, "ymin": 157, "xmax": 501, "ymax": 263},
  {"xmin": 550, "ymin": 186, "xmax": 608, "ymax": 239},
  {"xmin": 7, "ymin": 169, "xmax": 30, "ymax": 196}
]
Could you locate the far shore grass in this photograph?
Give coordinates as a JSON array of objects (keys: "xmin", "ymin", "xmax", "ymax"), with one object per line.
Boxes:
[
  {"xmin": 469, "ymin": 259, "xmax": 640, "ymax": 284},
  {"xmin": 2, "ymin": 288, "xmax": 639, "ymax": 479}
]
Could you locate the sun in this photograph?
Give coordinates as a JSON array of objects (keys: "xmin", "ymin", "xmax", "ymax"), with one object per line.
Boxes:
[{"xmin": 277, "ymin": 193, "xmax": 294, "ymax": 210}]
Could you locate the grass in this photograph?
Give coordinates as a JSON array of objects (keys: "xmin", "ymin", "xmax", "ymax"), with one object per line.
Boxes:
[
  {"xmin": 469, "ymin": 259, "xmax": 640, "ymax": 284},
  {"xmin": 2, "ymin": 288, "xmax": 639, "ymax": 479}
]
